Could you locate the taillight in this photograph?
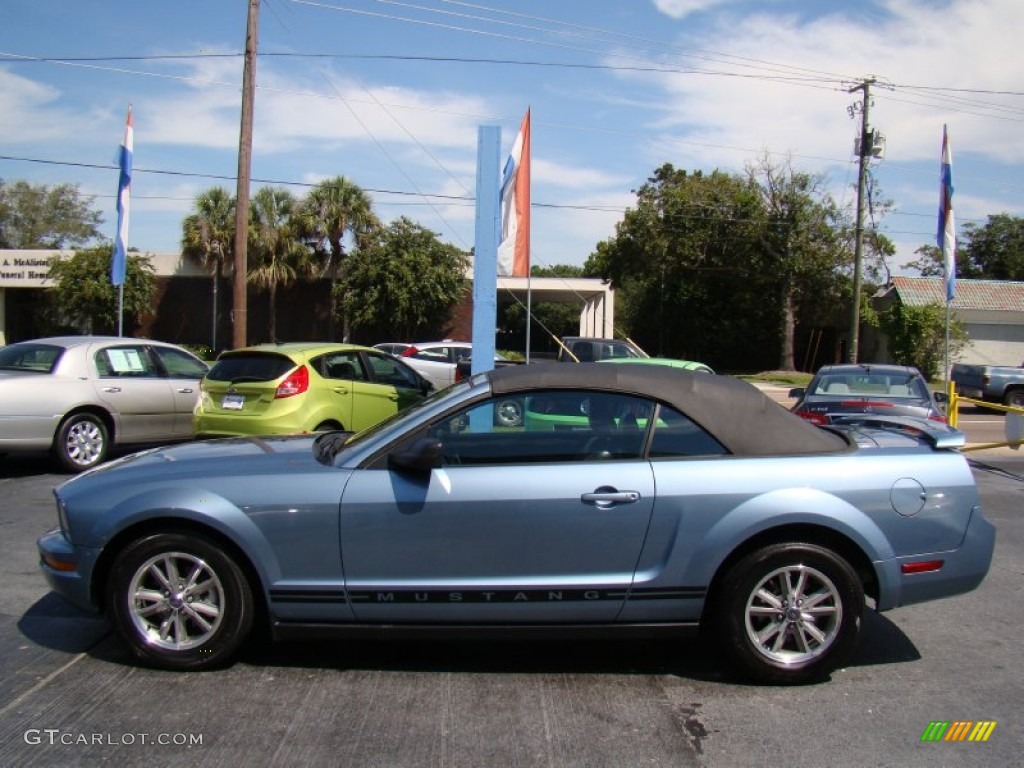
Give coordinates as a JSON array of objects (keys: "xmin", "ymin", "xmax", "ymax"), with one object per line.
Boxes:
[
  {"xmin": 795, "ymin": 410, "xmax": 828, "ymax": 426},
  {"xmin": 275, "ymin": 365, "xmax": 309, "ymax": 398},
  {"xmin": 928, "ymin": 413, "xmax": 948, "ymax": 424},
  {"xmin": 901, "ymin": 560, "xmax": 944, "ymax": 574}
]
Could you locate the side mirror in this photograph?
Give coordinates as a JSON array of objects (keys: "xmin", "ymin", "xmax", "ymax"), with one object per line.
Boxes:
[
  {"xmin": 933, "ymin": 391, "xmax": 948, "ymax": 404},
  {"xmin": 788, "ymin": 387, "xmax": 806, "ymax": 399},
  {"xmin": 388, "ymin": 437, "xmax": 443, "ymax": 473}
]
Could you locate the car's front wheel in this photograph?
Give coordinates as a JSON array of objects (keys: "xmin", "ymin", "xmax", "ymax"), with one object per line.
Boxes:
[
  {"xmin": 714, "ymin": 543, "xmax": 863, "ymax": 685},
  {"xmin": 53, "ymin": 412, "xmax": 109, "ymax": 472},
  {"xmin": 107, "ymin": 531, "xmax": 254, "ymax": 671}
]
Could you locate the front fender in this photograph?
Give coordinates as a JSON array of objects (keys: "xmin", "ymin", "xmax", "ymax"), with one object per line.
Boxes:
[{"xmin": 81, "ymin": 486, "xmax": 283, "ymax": 589}]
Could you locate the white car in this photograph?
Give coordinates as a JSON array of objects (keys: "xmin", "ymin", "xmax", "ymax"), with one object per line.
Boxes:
[
  {"xmin": 0, "ymin": 336, "xmax": 208, "ymax": 471},
  {"xmin": 395, "ymin": 341, "xmax": 506, "ymax": 391}
]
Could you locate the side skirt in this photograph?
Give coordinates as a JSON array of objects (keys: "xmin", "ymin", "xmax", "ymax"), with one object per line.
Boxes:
[{"xmin": 272, "ymin": 621, "xmax": 701, "ymax": 643}]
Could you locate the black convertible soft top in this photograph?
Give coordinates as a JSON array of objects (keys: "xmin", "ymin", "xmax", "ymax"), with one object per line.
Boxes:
[{"xmin": 486, "ymin": 363, "xmax": 848, "ymax": 456}]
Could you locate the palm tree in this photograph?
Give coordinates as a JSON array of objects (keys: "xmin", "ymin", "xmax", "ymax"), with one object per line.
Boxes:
[
  {"xmin": 297, "ymin": 176, "xmax": 380, "ymax": 341},
  {"xmin": 181, "ymin": 187, "xmax": 236, "ymax": 350},
  {"xmin": 247, "ymin": 187, "xmax": 308, "ymax": 342}
]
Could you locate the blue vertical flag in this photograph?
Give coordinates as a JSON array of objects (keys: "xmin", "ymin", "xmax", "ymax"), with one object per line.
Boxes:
[
  {"xmin": 111, "ymin": 106, "xmax": 133, "ymax": 286},
  {"xmin": 937, "ymin": 124, "xmax": 955, "ymax": 301}
]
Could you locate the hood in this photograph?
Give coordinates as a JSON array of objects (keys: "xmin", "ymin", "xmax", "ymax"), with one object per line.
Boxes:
[{"xmin": 58, "ymin": 434, "xmax": 323, "ymax": 497}]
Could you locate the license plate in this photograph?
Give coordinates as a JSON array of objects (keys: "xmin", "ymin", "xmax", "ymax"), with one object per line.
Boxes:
[{"xmin": 221, "ymin": 394, "xmax": 245, "ymax": 410}]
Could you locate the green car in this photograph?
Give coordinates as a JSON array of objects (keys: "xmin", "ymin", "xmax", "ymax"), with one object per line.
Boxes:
[
  {"xmin": 194, "ymin": 343, "xmax": 432, "ymax": 438},
  {"xmin": 600, "ymin": 357, "xmax": 715, "ymax": 374}
]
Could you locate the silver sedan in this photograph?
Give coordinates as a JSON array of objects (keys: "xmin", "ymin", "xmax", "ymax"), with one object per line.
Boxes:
[{"xmin": 0, "ymin": 336, "xmax": 208, "ymax": 471}]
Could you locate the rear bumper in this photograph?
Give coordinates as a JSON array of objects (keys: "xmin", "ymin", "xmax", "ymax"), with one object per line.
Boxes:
[{"xmin": 876, "ymin": 505, "xmax": 996, "ymax": 611}]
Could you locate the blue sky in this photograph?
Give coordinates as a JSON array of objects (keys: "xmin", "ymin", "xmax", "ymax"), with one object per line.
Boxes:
[{"xmin": 2, "ymin": 0, "xmax": 1022, "ymax": 276}]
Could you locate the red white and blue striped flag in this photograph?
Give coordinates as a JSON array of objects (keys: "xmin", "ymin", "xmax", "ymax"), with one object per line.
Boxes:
[
  {"xmin": 937, "ymin": 124, "xmax": 955, "ymax": 301},
  {"xmin": 111, "ymin": 106, "xmax": 133, "ymax": 287},
  {"xmin": 498, "ymin": 109, "xmax": 530, "ymax": 278}
]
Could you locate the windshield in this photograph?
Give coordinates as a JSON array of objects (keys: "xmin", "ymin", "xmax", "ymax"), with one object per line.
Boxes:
[{"xmin": 812, "ymin": 372, "xmax": 928, "ymax": 399}]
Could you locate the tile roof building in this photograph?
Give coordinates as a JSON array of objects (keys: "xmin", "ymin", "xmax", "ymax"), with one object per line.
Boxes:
[{"xmin": 875, "ymin": 276, "xmax": 1024, "ymax": 366}]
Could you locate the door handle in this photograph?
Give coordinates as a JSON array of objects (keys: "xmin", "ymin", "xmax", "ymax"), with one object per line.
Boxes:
[
  {"xmin": 332, "ymin": 387, "xmax": 350, "ymax": 394},
  {"xmin": 581, "ymin": 490, "xmax": 641, "ymax": 508},
  {"xmin": 177, "ymin": 387, "xmax": 194, "ymax": 394},
  {"xmin": 102, "ymin": 386, "xmax": 122, "ymax": 393}
]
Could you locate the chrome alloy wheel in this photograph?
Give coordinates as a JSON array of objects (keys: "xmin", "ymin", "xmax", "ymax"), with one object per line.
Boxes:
[
  {"xmin": 127, "ymin": 552, "xmax": 226, "ymax": 651},
  {"xmin": 64, "ymin": 420, "xmax": 104, "ymax": 467},
  {"xmin": 743, "ymin": 564, "xmax": 843, "ymax": 665}
]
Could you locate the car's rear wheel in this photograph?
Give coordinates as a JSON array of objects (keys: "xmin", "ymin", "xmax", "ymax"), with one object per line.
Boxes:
[
  {"xmin": 714, "ymin": 543, "xmax": 863, "ymax": 685},
  {"xmin": 107, "ymin": 532, "xmax": 254, "ymax": 671},
  {"xmin": 1004, "ymin": 389, "xmax": 1024, "ymax": 409},
  {"xmin": 54, "ymin": 412, "xmax": 109, "ymax": 472}
]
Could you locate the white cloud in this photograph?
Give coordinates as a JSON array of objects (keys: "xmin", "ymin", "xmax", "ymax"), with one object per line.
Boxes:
[
  {"xmin": 651, "ymin": 0, "xmax": 736, "ymax": 21},
  {"xmin": 638, "ymin": 0, "xmax": 1024, "ymax": 172}
]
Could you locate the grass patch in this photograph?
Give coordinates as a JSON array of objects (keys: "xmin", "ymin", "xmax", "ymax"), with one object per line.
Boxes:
[{"xmin": 740, "ymin": 370, "xmax": 813, "ymax": 387}]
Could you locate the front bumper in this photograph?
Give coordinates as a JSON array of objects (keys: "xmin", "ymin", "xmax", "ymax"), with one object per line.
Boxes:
[{"xmin": 37, "ymin": 528, "xmax": 101, "ymax": 613}]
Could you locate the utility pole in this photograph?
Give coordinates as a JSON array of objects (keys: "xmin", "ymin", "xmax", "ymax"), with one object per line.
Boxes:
[
  {"xmin": 846, "ymin": 77, "xmax": 875, "ymax": 364},
  {"xmin": 232, "ymin": 0, "xmax": 260, "ymax": 349}
]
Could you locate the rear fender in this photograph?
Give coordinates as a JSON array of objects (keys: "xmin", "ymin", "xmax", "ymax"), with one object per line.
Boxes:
[{"xmin": 681, "ymin": 487, "xmax": 893, "ymax": 595}]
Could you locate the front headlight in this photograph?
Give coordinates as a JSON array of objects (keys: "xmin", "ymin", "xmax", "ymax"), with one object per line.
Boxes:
[{"xmin": 54, "ymin": 491, "xmax": 71, "ymax": 539}]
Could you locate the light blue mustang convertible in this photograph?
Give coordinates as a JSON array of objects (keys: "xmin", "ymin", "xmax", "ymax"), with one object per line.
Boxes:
[{"xmin": 38, "ymin": 364, "xmax": 995, "ymax": 684}]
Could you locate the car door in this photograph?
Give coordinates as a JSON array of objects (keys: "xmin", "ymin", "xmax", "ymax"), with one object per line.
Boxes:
[
  {"xmin": 91, "ymin": 344, "xmax": 177, "ymax": 441},
  {"xmin": 405, "ymin": 345, "xmax": 456, "ymax": 390},
  {"xmin": 150, "ymin": 345, "xmax": 209, "ymax": 436},
  {"xmin": 338, "ymin": 390, "xmax": 657, "ymax": 623}
]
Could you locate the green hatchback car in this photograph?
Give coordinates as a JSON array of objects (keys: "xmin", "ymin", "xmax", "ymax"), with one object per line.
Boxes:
[{"xmin": 194, "ymin": 343, "xmax": 432, "ymax": 438}]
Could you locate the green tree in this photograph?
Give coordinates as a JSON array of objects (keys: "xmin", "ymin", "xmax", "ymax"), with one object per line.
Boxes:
[
  {"xmin": 47, "ymin": 246, "xmax": 156, "ymax": 334},
  {"xmin": 961, "ymin": 214, "xmax": 1024, "ymax": 279},
  {"xmin": 906, "ymin": 244, "xmax": 944, "ymax": 277},
  {"xmin": 247, "ymin": 187, "xmax": 308, "ymax": 342},
  {"xmin": 879, "ymin": 302, "xmax": 967, "ymax": 380},
  {"xmin": 297, "ymin": 176, "xmax": 380, "ymax": 341},
  {"xmin": 0, "ymin": 179, "xmax": 103, "ymax": 248},
  {"xmin": 181, "ymin": 187, "xmax": 236, "ymax": 349},
  {"xmin": 339, "ymin": 217, "xmax": 469, "ymax": 341},
  {"xmin": 746, "ymin": 154, "xmax": 846, "ymax": 371},
  {"xmin": 585, "ymin": 164, "xmax": 768, "ymax": 368}
]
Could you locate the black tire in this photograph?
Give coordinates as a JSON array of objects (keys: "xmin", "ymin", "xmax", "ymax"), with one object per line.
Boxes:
[
  {"xmin": 314, "ymin": 420, "xmax": 343, "ymax": 432},
  {"xmin": 714, "ymin": 543, "xmax": 863, "ymax": 685},
  {"xmin": 1004, "ymin": 389, "xmax": 1024, "ymax": 409},
  {"xmin": 53, "ymin": 412, "xmax": 109, "ymax": 472},
  {"xmin": 107, "ymin": 531, "xmax": 254, "ymax": 671}
]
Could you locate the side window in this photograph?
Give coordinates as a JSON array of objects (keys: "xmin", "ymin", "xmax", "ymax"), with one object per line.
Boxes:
[
  {"xmin": 427, "ymin": 390, "xmax": 655, "ymax": 465},
  {"xmin": 152, "ymin": 346, "xmax": 209, "ymax": 378},
  {"xmin": 365, "ymin": 352, "xmax": 419, "ymax": 388},
  {"xmin": 95, "ymin": 346, "xmax": 159, "ymax": 378},
  {"xmin": 648, "ymin": 405, "xmax": 727, "ymax": 458},
  {"xmin": 321, "ymin": 352, "xmax": 366, "ymax": 381}
]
